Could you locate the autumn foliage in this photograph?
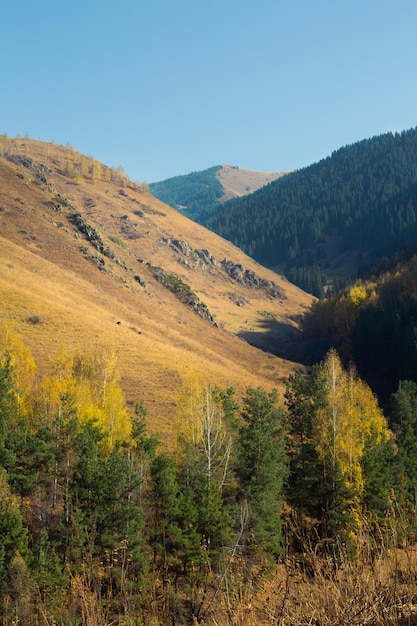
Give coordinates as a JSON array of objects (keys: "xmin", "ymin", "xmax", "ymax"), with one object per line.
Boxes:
[{"xmin": 0, "ymin": 330, "xmax": 417, "ymax": 624}]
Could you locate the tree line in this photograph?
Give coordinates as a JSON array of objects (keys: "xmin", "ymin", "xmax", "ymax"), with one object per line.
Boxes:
[
  {"xmin": 1, "ymin": 328, "xmax": 417, "ymax": 623},
  {"xmin": 202, "ymin": 127, "xmax": 417, "ymax": 295}
]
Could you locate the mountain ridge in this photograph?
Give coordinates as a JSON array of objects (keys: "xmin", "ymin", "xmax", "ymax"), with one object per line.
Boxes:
[
  {"xmin": 149, "ymin": 163, "xmax": 287, "ymax": 220},
  {"xmin": 202, "ymin": 127, "xmax": 417, "ymax": 295},
  {"xmin": 0, "ymin": 137, "xmax": 313, "ymax": 439},
  {"xmin": 150, "ymin": 128, "xmax": 417, "ymax": 297},
  {"xmin": 216, "ymin": 164, "xmax": 288, "ymax": 202}
]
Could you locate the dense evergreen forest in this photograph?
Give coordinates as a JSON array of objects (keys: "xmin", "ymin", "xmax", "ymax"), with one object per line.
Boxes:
[
  {"xmin": 3, "ymin": 325, "xmax": 417, "ymax": 624},
  {"xmin": 202, "ymin": 127, "xmax": 417, "ymax": 296},
  {"xmin": 149, "ymin": 166, "xmax": 223, "ymax": 220},
  {"xmin": 302, "ymin": 246, "xmax": 417, "ymax": 402}
]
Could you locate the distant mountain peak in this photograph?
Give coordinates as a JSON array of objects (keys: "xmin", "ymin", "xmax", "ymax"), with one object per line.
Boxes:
[
  {"xmin": 216, "ymin": 164, "xmax": 288, "ymax": 202},
  {"xmin": 149, "ymin": 164, "xmax": 288, "ymax": 220}
]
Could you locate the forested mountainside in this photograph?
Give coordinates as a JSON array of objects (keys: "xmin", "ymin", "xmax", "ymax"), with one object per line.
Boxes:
[
  {"xmin": 202, "ymin": 127, "xmax": 417, "ymax": 296},
  {"xmin": 149, "ymin": 165, "xmax": 224, "ymax": 220},
  {"xmin": 300, "ymin": 245, "xmax": 417, "ymax": 401},
  {"xmin": 4, "ymin": 136, "xmax": 417, "ymax": 625},
  {"xmin": 149, "ymin": 164, "xmax": 285, "ymax": 221}
]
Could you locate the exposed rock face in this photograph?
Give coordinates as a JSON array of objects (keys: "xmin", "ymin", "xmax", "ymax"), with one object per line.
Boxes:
[
  {"xmin": 169, "ymin": 238, "xmax": 192, "ymax": 256},
  {"xmin": 161, "ymin": 238, "xmax": 219, "ymax": 271},
  {"xmin": 161, "ymin": 237, "xmax": 285, "ymax": 300},
  {"xmin": 148, "ymin": 264, "xmax": 217, "ymax": 326},
  {"xmin": 68, "ymin": 212, "xmax": 126, "ymax": 266},
  {"xmin": 222, "ymin": 260, "xmax": 286, "ymax": 299},
  {"xmin": 195, "ymin": 248, "xmax": 217, "ymax": 267},
  {"xmin": 6, "ymin": 155, "xmax": 52, "ymax": 183},
  {"xmin": 134, "ymin": 274, "xmax": 147, "ymax": 287},
  {"xmin": 178, "ymin": 290, "xmax": 216, "ymax": 325},
  {"xmin": 70, "ymin": 212, "xmax": 104, "ymax": 247}
]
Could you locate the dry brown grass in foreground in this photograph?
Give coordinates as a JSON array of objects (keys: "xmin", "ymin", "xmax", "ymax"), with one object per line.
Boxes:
[
  {"xmin": 41, "ymin": 542, "xmax": 417, "ymax": 626},
  {"xmin": 192, "ymin": 543, "xmax": 417, "ymax": 626}
]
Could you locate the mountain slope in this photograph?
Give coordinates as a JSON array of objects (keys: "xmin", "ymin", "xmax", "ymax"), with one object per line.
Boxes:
[
  {"xmin": 202, "ymin": 127, "xmax": 417, "ymax": 296},
  {"xmin": 300, "ymin": 245, "xmax": 417, "ymax": 402},
  {"xmin": 149, "ymin": 164, "xmax": 287, "ymax": 221},
  {"xmin": 0, "ymin": 138, "xmax": 313, "ymax": 439}
]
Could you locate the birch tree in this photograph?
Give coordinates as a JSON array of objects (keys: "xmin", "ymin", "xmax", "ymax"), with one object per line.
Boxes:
[
  {"xmin": 176, "ymin": 378, "xmax": 235, "ymax": 550},
  {"xmin": 313, "ymin": 349, "xmax": 392, "ymax": 537}
]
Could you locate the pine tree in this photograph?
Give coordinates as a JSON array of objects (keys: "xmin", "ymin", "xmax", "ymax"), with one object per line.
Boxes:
[
  {"xmin": 148, "ymin": 451, "xmax": 196, "ymax": 621},
  {"xmin": 284, "ymin": 370, "xmax": 324, "ymax": 519},
  {"xmin": 0, "ymin": 470, "xmax": 29, "ymax": 599},
  {"xmin": 65, "ymin": 417, "xmax": 145, "ymax": 606},
  {"xmin": 0, "ymin": 352, "xmax": 18, "ymax": 447},
  {"xmin": 237, "ymin": 387, "xmax": 288, "ymax": 558},
  {"xmin": 389, "ymin": 379, "xmax": 417, "ymax": 508}
]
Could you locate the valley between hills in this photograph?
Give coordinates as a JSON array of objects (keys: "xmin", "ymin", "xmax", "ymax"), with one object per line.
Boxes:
[
  {"xmin": 4, "ymin": 135, "xmax": 417, "ymax": 626},
  {"xmin": 0, "ymin": 138, "xmax": 313, "ymax": 440}
]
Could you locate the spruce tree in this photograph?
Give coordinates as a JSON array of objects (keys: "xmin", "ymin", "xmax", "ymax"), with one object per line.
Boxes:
[
  {"xmin": 389, "ymin": 380, "xmax": 417, "ymax": 508},
  {"xmin": 176, "ymin": 383, "xmax": 235, "ymax": 554},
  {"xmin": 237, "ymin": 387, "xmax": 288, "ymax": 558},
  {"xmin": 284, "ymin": 370, "xmax": 324, "ymax": 520},
  {"xmin": 0, "ymin": 469, "xmax": 29, "ymax": 600}
]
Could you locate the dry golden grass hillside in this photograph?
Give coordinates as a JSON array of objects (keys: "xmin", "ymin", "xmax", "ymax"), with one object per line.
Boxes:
[
  {"xmin": 0, "ymin": 137, "xmax": 313, "ymax": 440},
  {"xmin": 216, "ymin": 164, "xmax": 288, "ymax": 202}
]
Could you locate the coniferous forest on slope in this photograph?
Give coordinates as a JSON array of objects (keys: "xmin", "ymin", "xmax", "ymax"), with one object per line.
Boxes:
[
  {"xmin": 202, "ymin": 128, "xmax": 417, "ymax": 296},
  {"xmin": 301, "ymin": 247, "xmax": 417, "ymax": 400},
  {"xmin": 149, "ymin": 166, "xmax": 223, "ymax": 221}
]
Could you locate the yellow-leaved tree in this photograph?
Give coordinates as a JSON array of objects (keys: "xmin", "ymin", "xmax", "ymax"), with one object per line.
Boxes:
[
  {"xmin": 175, "ymin": 372, "xmax": 235, "ymax": 550},
  {"xmin": 38, "ymin": 348, "xmax": 132, "ymax": 451},
  {"xmin": 313, "ymin": 349, "xmax": 392, "ymax": 537},
  {"xmin": 0, "ymin": 324, "xmax": 36, "ymax": 419},
  {"xmin": 37, "ymin": 348, "xmax": 78, "ymax": 422},
  {"xmin": 176, "ymin": 373, "xmax": 233, "ymax": 488}
]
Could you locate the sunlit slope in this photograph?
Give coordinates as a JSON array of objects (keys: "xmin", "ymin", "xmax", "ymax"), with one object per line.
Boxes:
[
  {"xmin": 216, "ymin": 164, "xmax": 288, "ymax": 202},
  {"xmin": 0, "ymin": 138, "xmax": 313, "ymax": 437}
]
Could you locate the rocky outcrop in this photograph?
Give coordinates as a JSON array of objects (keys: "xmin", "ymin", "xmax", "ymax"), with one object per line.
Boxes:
[
  {"xmin": 221, "ymin": 260, "xmax": 286, "ymax": 299},
  {"xmin": 147, "ymin": 263, "xmax": 217, "ymax": 326},
  {"xmin": 160, "ymin": 237, "xmax": 285, "ymax": 300},
  {"xmin": 68, "ymin": 212, "xmax": 127, "ymax": 269},
  {"xmin": 161, "ymin": 237, "xmax": 219, "ymax": 271},
  {"xmin": 6, "ymin": 154, "xmax": 129, "ymax": 271},
  {"xmin": 6, "ymin": 155, "xmax": 52, "ymax": 183},
  {"xmin": 168, "ymin": 238, "xmax": 192, "ymax": 257},
  {"xmin": 195, "ymin": 248, "xmax": 217, "ymax": 267}
]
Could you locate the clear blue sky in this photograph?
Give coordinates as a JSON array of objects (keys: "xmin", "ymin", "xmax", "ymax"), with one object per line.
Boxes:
[{"xmin": 2, "ymin": 0, "xmax": 417, "ymax": 182}]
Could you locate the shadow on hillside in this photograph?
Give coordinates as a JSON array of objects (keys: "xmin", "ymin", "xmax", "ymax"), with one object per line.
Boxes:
[{"xmin": 238, "ymin": 318, "xmax": 334, "ymax": 366}]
